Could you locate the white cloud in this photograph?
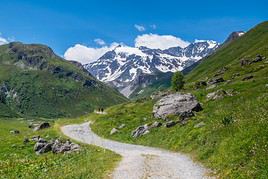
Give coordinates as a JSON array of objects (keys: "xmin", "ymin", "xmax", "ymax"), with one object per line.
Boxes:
[
  {"xmin": 64, "ymin": 34, "xmax": 191, "ymax": 64},
  {"xmin": 134, "ymin": 24, "xmax": 146, "ymax": 32},
  {"xmin": 135, "ymin": 34, "xmax": 190, "ymax": 50},
  {"xmin": 94, "ymin": 38, "xmax": 106, "ymax": 46},
  {"xmin": 0, "ymin": 36, "xmax": 8, "ymax": 45},
  {"xmin": 64, "ymin": 43, "xmax": 119, "ymax": 64}
]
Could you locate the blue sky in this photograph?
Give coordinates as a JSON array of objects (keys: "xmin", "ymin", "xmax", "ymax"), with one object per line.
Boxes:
[{"xmin": 0, "ymin": 0, "xmax": 267, "ymax": 57}]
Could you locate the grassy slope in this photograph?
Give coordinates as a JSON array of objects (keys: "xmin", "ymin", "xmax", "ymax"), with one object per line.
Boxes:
[
  {"xmin": 0, "ymin": 117, "xmax": 121, "ymax": 179},
  {"xmin": 0, "ymin": 43, "xmax": 127, "ymax": 118},
  {"xmin": 129, "ymin": 72, "xmax": 173, "ymax": 99},
  {"xmin": 90, "ymin": 21, "xmax": 268, "ymax": 178}
]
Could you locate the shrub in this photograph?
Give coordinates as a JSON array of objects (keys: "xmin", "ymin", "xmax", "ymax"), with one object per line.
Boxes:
[
  {"xmin": 222, "ymin": 116, "xmax": 234, "ymax": 126},
  {"xmin": 171, "ymin": 71, "xmax": 185, "ymax": 91}
]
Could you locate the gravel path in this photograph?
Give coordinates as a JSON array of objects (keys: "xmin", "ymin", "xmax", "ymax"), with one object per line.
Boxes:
[{"xmin": 61, "ymin": 122, "xmax": 213, "ymax": 179}]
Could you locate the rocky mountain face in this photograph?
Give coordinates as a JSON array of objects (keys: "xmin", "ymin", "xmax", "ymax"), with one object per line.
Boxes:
[{"xmin": 84, "ymin": 41, "xmax": 219, "ymax": 97}]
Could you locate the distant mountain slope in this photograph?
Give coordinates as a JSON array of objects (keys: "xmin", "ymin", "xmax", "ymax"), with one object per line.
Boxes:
[
  {"xmin": 85, "ymin": 41, "xmax": 219, "ymax": 97},
  {"xmin": 0, "ymin": 42, "xmax": 127, "ymax": 118},
  {"xmin": 186, "ymin": 21, "xmax": 268, "ymax": 82}
]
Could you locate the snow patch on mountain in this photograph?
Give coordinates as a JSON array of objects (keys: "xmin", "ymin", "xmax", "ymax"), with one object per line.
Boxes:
[{"xmin": 84, "ymin": 40, "xmax": 219, "ymax": 97}]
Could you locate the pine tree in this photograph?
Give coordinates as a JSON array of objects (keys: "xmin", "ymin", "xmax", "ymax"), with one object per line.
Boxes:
[{"xmin": 171, "ymin": 71, "xmax": 184, "ymax": 91}]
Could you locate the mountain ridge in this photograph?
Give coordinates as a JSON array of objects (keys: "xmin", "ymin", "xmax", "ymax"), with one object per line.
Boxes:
[
  {"xmin": 0, "ymin": 42, "xmax": 127, "ymax": 118},
  {"xmin": 84, "ymin": 40, "xmax": 219, "ymax": 97}
]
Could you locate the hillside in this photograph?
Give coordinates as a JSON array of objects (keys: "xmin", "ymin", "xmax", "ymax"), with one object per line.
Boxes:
[
  {"xmin": 88, "ymin": 21, "xmax": 268, "ymax": 178},
  {"xmin": 0, "ymin": 42, "xmax": 127, "ymax": 118},
  {"xmin": 186, "ymin": 21, "xmax": 268, "ymax": 82}
]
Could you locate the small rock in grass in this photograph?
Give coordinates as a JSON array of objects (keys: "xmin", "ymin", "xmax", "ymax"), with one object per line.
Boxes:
[
  {"xmin": 206, "ymin": 84, "xmax": 217, "ymax": 90},
  {"xmin": 33, "ymin": 122, "xmax": 50, "ymax": 131},
  {"xmin": 242, "ymin": 75, "xmax": 254, "ymax": 81},
  {"xmin": 34, "ymin": 142, "xmax": 46, "ymax": 152},
  {"xmin": 118, "ymin": 124, "xmax": 125, "ymax": 129},
  {"xmin": 165, "ymin": 121, "xmax": 177, "ymax": 128},
  {"xmin": 38, "ymin": 138, "xmax": 47, "ymax": 143},
  {"xmin": 10, "ymin": 130, "xmax": 20, "ymax": 134},
  {"xmin": 194, "ymin": 122, "xmax": 206, "ymax": 128},
  {"xmin": 207, "ymin": 77, "xmax": 225, "ymax": 85},
  {"xmin": 23, "ymin": 138, "xmax": 30, "ymax": 144},
  {"xmin": 265, "ymin": 84, "xmax": 268, "ymax": 88},
  {"xmin": 31, "ymin": 136, "xmax": 40, "ymax": 142},
  {"xmin": 150, "ymin": 121, "xmax": 162, "ymax": 128},
  {"xmin": 110, "ymin": 128, "xmax": 118, "ymax": 135},
  {"xmin": 206, "ymin": 90, "xmax": 228, "ymax": 101},
  {"xmin": 131, "ymin": 124, "xmax": 149, "ymax": 138}
]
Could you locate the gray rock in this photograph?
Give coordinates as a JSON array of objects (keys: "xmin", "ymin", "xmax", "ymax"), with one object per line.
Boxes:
[
  {"xmin": 37, "ymin": 142, "xmax": 53, "ymax": 154},
  {"xmin": 265, "ymin": 84, "xmax": 268, "ymax": 88},
  {"xmin": 206, "ymin": 84, "xmax": 217, "ymax": 90},
  {"xmin": 206, "ymin": 90, "xmax": 228, "ymax": 100},
  {"xmin": 165, "ymin": 121, "xmax": 177, "ymax": 128},
  {"xmin": 231, "ymin": 73, "xmax": 240, "ymax": 79},
  {"xmin": 252, "ymin": 54, "xmax": 265, "ymax": 63},
  {"xmin": 153, "ymin": 93, "xmax": 202, "ymax": 120},
  {"xmin": 150, "ymin": 121, "xmax": 162, "ymax": 128},
  {"xmin": 33, "ymin": 122, "xmax": 50, "ymax": 131},
  {"xmin": 110, "ymin": 128, "xmax": 118, "ymax": 135},
  {"xmin": 33, "ymin": 137, "xmax": 80, "ymax": 155},
  {"xmin": 10, "ymin": 130, "xmax": 20, "ymax": 134},
  {"xmin": 31, "ymin": 136, "xmax": 40, "ymax": 142},
  {"xmin": 242, "ymin": 75, "xmax": 254, "ymax": 81},
  {"xmin": 34, "ymin": 142, "xmax": 46, "ymax": 152},
  {"xmin": 240, "ymin": 59, "xmax": 251, "ymax": 66},
  {"xmin": 131, "ymin": 124, "xmax": 149, "ymax": 138},
  {"xmin": 214, "ymin": 67, "xmax": 228, "ymax": 77},
  {"xmin": 179, "ymin": 111, "xmax": 195, "ymax": 120},
  {"xmin": 207, "ymin": 77, "xmax": 225, "ymax": 85},
  {"xmin": 194, "ymin": 122, "xmax": 206, "ymax": 128},
  {"xmin": 118, "ymin": 124, "xmax": 126, "ymax": 129},
  {"xmin": 23, "ymin": 138, "xmax": 30, "ymax": 144},
  {"xmin": 51, "ymin": 139, "xmax": 80, "ymax": 154},
  {"xmin": 38, "ymin": 138, "xmax": 47, "ymax": 143}
]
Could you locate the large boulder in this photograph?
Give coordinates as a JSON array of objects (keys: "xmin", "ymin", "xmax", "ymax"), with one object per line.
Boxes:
[{"xmin": 152, "ymin": 93, "xmax": 202, "ymax": 120}]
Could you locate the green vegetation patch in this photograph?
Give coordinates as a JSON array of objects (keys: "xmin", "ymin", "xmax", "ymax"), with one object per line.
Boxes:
[{"xmin": 0, "ymin": 118, "xmax": 120, "ymax": 179}]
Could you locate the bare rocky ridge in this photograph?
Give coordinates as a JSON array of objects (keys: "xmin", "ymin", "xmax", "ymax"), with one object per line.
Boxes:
[{"xmin": 61, "ymin": 122, "xmax": 213, "ymax": 179}]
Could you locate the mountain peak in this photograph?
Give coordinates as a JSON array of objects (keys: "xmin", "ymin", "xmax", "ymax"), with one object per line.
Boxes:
[
  {"xmin": 223, "ymin": 31, "xmax": 245, "ymax": 44},
  {"xmin": 84, "ymin": 41, "xmax": 219, "ymax": 97}
]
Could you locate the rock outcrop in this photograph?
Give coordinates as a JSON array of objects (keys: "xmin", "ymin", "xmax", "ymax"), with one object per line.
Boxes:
[
  {"xmin": 33, "ymin": 137, "xmax": 80, "ymax": 155},
  {"xmin": 152, "ymin": 93, "xmax": 202, "ymax": 120}
]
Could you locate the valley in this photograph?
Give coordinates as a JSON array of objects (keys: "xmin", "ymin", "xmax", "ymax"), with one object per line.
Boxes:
[{"xmin": 0, "ymin": 3, "xmax": 267, "ymax": 178}]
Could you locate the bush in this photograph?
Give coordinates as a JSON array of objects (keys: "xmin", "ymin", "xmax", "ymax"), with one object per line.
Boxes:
[
  {"xmin": 172, "ymin": 71, "xmax": 185, "ymax": 91},
  {"xmin": 222, "ymin": 116, "xmax": 234, "ymax": 126}
]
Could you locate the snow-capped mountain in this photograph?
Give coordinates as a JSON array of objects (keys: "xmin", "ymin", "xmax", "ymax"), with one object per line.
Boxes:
[{"xmin": 84, "ymin": 40, "xmax": 219, "ymax": 97}]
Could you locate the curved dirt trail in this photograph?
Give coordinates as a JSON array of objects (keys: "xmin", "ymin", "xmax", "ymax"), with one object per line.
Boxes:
[{"xmin": 61, "ymin": 122, "xmax": 212, "ymax": 179}]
